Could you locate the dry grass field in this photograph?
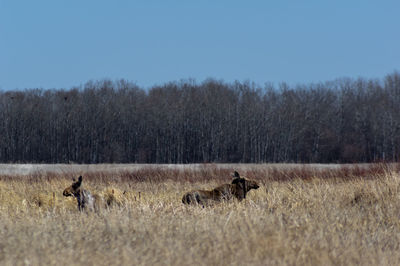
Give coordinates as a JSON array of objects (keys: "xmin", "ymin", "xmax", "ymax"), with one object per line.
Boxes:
[{"xmin": 1, "ymin": 164, "xmax": 400, "ymax": 266}]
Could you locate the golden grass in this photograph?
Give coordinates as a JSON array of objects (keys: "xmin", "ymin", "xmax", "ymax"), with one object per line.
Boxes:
[{"xmin": 1, "ymin": 164, "xmax": 400, "ymax": 265}]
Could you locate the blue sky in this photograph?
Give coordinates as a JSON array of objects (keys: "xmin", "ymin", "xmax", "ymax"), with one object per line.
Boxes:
[{"xmin": 1, "ymin": 0, "xmax": 399, "ymax": 90}]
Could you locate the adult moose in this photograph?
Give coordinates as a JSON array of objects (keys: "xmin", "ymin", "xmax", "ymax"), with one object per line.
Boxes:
[{"xmin": 182, "ymin": 171, "xmax": 259, "ymax": 206}]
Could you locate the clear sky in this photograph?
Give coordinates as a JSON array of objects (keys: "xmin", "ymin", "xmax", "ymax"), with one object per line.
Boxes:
[{"xmin": 1, "ymin": 0, "xmax": 399, "ymax": 90}]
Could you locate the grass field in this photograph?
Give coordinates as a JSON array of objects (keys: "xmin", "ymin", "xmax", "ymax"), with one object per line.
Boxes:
[{"xmin": 1, "ymin": 164, "xmax": 400, "ymax": 266}]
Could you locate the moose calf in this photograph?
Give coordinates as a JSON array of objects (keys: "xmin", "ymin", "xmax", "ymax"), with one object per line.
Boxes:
[{"xmin": 63, "ymin": 176, "xmax": 104, "ymax": 212}]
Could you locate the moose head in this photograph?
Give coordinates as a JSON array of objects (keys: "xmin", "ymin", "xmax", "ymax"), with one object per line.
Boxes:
[
  {"xmin": 63, "ymin": 175, "xmax": 83, "ymax": 197},
  {"xmin": 231, "ymin": 171, "xmax": 260, "ymax": 200}
]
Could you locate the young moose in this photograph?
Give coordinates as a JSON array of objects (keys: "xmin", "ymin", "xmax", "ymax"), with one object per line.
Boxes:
[
  {"xmin": 182, "ymin": 171, "xmax": 259, "ymax": 206},
  {"xmin": 63, "ymin": 176, "xmax": 103, "ymax": 212}
]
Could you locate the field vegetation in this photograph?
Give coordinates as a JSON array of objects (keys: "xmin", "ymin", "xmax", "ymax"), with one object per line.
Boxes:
[{"xmin": 1, "ymin": 164, "xmax": 400, "ymax": 265}]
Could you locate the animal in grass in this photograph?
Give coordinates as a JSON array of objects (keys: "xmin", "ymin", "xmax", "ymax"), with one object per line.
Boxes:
[
  {"xmin": 63, "ymin": 176, "xmax": 104, "ymax": 212},
  {"xmin": 182, "ymin": 171, "xmax": 260, "ymax": 206}
]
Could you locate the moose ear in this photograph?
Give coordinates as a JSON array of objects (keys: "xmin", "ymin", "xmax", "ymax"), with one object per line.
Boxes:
[
  {"xmin": 72, "ymin": 176, "xmax": 83, "ymax": 189},
  {"xmin": 232, "ymin": 171, "xmax": 240, "ymax": 178},
  {"xmin": 72, "ymin": 177, "xmax": 76, "ymax": 182}
]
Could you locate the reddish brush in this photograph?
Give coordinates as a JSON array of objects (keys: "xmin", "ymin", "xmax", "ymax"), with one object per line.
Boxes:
[{"xmin": 0, "ymin": 163, "xmax": 396, "ymax": 184}]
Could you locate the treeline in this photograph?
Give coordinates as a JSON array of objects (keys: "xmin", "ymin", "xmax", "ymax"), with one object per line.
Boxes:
[{"xmin": 1, "ymin": 73, "xmax": 400, "ymax": 163}]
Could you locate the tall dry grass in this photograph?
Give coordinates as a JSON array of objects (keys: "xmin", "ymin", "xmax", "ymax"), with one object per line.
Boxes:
[{"xmin": 1, "ymin": 164, "xmax": 400, "ymax": 265}]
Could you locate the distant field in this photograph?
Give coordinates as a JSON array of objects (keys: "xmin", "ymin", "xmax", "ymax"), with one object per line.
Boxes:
[
  {"xmin": 0, "ymin": 163, "xmax": 370, "ymax": 175},
  {"xmin": 1, "ymin": 163, "xmax": 400, "ymax": 265}
]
